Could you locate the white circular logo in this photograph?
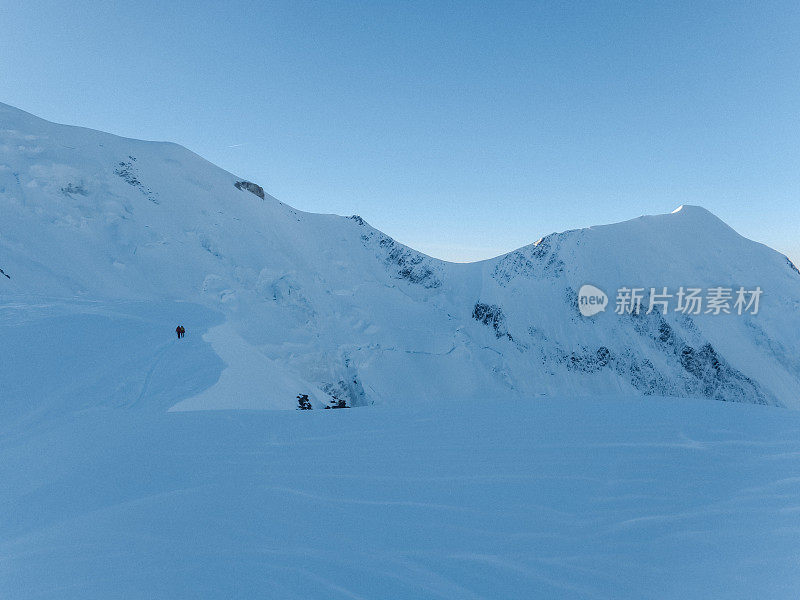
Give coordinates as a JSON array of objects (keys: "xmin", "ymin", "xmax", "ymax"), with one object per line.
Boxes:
[{"xmin": 578, "ymin": 284, "xmax": 608, "ymax": 317}]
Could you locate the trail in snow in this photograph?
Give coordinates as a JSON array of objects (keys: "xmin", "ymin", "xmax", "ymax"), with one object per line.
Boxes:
[
  {"xmin": 2, "ymin": 103, "xmax": 800, "ymax": 598},
  {"xmin": 131, "ymin": 340, "xmax": 174, "ymax": 408},
  {"xmin": 0, "ymin": 300, "xmax": 225, "ymax": 428}
]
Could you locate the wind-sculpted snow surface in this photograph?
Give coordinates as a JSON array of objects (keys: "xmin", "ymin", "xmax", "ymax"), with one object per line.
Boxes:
[
  {"xmin": 3, "ymin": 396, "xmax": 800, "ymax": 599},
  {"xmin": 2, "ymin": 102, "xmax": 800, "ymax": 409}
]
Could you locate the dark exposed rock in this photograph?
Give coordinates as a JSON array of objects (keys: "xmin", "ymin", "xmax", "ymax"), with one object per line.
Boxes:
[
  {"xmin": 115, "ymin": 158, "xmax": 158, "ymax": 204},
  {"xmin": 634, "ymin": 311, "xmax": 769, "ymax": 404},
  {"xmin": 322, "ymin": 358, "xmax": 367, "ymax": 407},
  {"xmin": 115, "ymin": 161, "xmax": 141, "ymax": 187},
  {"xmin": 625, "ymin": 356, "xmax": 670, "ymax": 395},
  {"xmin": 567, "ymin": 346, "xmax": 612, "ymax": 373},
  {"xmin": 532, "ymin": 305, "xmax": 772, "ymax": 404},
  {"xmin": 492, "ymin": 233, "xmax": 566, "ymax": 285},
  {"xmin": 472, "ymin": 302, "xmax": 513, "ymax": 340},
  {"xmin": 380, "ymin": 238, "xmax": 439, "ymax": 287},
  {"xmin": 658, "ymin": 320, "xmax": 674, "ymax": 344},
  {"xmin": 787, "ymin": 257, "xmax": 800, "ymax": 276},
  {"xmin": 359, "ymin": 228, "xmax": 442, "ymax": 288},
  {"xmin": 61, "ymin": 183, "xmax": 88, "ymax": 196},
  {"xmin": 349, "ymin": 215, "xmax": 366, "ymax": 226},
  {"xmin": 234, "ymin": 180, "xmax": 265, "ymax": 200}
]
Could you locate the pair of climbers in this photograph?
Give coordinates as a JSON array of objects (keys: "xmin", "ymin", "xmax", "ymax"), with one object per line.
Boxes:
[{"xmin": 175, "ymin": 325, "xmax": 186, "ymax": 339}]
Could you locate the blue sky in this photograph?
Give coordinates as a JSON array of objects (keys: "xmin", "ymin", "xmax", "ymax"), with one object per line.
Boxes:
[{"xmin": 1, "ymin": 1, "xmax": 798, "ymax": 262}]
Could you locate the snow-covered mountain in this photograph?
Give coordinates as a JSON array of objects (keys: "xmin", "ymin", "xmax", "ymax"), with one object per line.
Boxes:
[{"xmin": 2, "ymin": 101, "xmax": 800, "ymax": 412}]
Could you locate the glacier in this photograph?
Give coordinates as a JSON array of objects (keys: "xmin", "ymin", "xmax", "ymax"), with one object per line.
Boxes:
[
  {"xmin": 3, "ymin": 103, "xmax": 800, "ymax": 598},
  {"xmin": 1, "ymin": 102, "xmax": 799, "ymax": 411}
]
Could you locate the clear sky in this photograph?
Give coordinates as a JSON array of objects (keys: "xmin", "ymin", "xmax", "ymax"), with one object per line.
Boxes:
[{"xmin": 1, "ymin": 1, "xmax": 798, "ymax": 263}]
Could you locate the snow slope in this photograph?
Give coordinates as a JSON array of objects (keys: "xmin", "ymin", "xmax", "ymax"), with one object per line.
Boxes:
[
  {"xmin": 3, "ymin": 104, "xmax": 800, "ymax": 598},
  {"xmin": 3, "ymin": 396, "xmax": 800, "ymax": 599},
  {"xmin": 2, "ymin": 101, "xmax": 800, "ymax": 410}
]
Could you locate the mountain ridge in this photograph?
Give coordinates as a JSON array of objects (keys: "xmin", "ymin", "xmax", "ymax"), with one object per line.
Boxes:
[
  {"xmin": 1, "ymin": 100, "xmax": 774, "ymax": 268},
  {"xmin": 2, "ymin": 102, "xmax": 799, "ymax": 411}
]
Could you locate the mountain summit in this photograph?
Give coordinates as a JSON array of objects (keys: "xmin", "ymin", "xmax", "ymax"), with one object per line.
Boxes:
[{"xmin": 2, "ymin": 103, "xmax": 799, "ymax": 412}]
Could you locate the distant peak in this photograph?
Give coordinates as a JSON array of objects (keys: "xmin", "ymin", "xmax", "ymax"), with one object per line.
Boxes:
[
  {"xmin": 668, "ymin": 204, "xmax": 733, "ymax": 228},
  {"xmin": 671, "ymin": 204, "xmax": 713, "ymax": 215}
]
